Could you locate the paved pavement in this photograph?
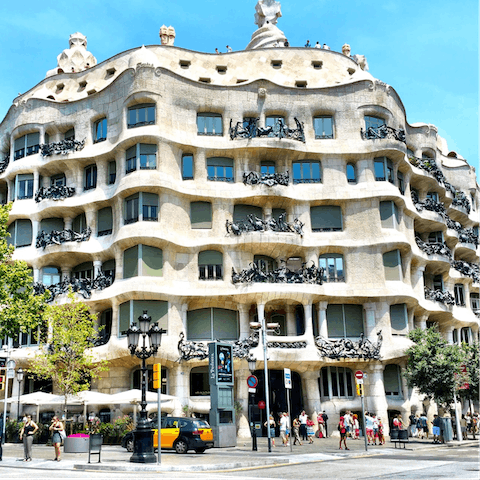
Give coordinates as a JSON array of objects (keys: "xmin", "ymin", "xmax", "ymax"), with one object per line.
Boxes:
[{"xmin": 0, "ymin": 434, "xmax": 478, "ymax": 472}]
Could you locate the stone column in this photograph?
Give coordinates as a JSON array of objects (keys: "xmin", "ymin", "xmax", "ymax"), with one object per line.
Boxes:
[
  {"xmin": 31, "ymin": 220, "xmax": 40, "ymax": 246},
  {"xmin": 61, "ymin": 267, "xmax": 71, "ymax": 281},
  {"xmin": 9, "ymin": 179, "xmax": 15, "ymax": 201},
  {"xmin": 33, "ymin": 268, "xmax": 40, "ymax": 283},
  {"xmin": 93, "ymin": 260, "xmax": 102, "ymax": 277},
  {"xmin": 116, "ymin": 195, "xmax": 124, "ymax": 228},
  {"xmin": 364, "ymin": 303, "xmax": 377, "ymax": 341},
  {"xmin": 85, "ymin": 209, "xmax": 97, "ymax": 236},
  {"xmin": 366, "ymin": 364, "xmax": 389, "ymax": 434},
  {"xmin": 180, "ymin": 303, "xmax": 188, "ymax": 332},
  {"xmin": 400, "ymin": 365, "xmax": 410, "ymax": 404},
  {"xmin": 33, "ymin": 171, "xmax": 40, "ymax": 193},
  {"xmin": 415, "ymin": 314, "xmax": 428, "ymax": 330},
  {"xmin": 64, "ymin": 217, "xmax": 73, "ymax": 231},
  {"xmin": 195, "ymin": 150, "xmax": 206, "ymax": 181},
  {"xmin": 236, "ymin": 367, "xmax": 251, "ymax": 438},
  {"xmin": 303, "ymin": 301, "xmax": 313, "ymax": 340},
  {"xmin": 238, "ymin": 304, "xmax": 250, "ymax": 339},
  {"xmin": 170, "ymin": 363, "xmax": 190, "ymax": 417},
  {"xmin": 286, "ymin": 305, "xmax": 296, "ymax": 336},
  {"xmin": 317, "ymin": 301, "xmax": 328, "ymax": 338},
  {"xmin": 303, "ymin": 371, "xmax": 321, "ymax": 416},
  {"xmin": 110, "ymin": 302, "xmax": 119, "ymax": 338},
  {"xmin": 114, "ymin": 246, "xmax": 124, "ymax": 280},
  {"xmin": 264, "ymin": 205, "xmax": 272, "ymax": 221},
  {"xmin": 413, "ymin": 265, "xmax": 426, "ymax": 297},
  {"xmin": 445, "ymin": 326, "xmax": 454, "ymax": 344}
]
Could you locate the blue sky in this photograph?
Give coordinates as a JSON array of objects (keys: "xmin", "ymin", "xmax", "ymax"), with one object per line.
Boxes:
[{"xmin": 0, "ymin": 0, "xmax": 478, "ymax": 175}]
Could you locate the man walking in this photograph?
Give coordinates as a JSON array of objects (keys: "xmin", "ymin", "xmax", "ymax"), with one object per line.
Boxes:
[
  {"xmin": 322, "ymin": 411, "xmax": 329, "ymax": 437},
  {"xmin": 299, "ymin": 410, "xmax": 308, "ymax": 441}
]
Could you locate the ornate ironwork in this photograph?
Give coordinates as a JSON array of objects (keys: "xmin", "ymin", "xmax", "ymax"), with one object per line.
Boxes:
[
  {"xmin": 361, "ymin": 125, "xmax": 406, "ymax": 143},
  {"xmin": 424, "ymin": 287, "xmax": 455, "ymax": 306},
  {"xmin": 36, "ymin": 227, "xmax": 92, "ymax": 249},
  {"xmin": 415, "ymin": 237, "xmax": 452, "ymax": 259},
  {"xmin": 314, "ymin": 331, "xmax": 383, "ymax": 360},
  {"xmin": 411, "ymin": 192, "xmax": 447, "ymax": 215},
  {"xmin": 40, "ymin": 139, "xmax": 85, "ymax": 157},
  {"xmin": 229, "ymin": 117, "xmax": 305, "ymax": 143},
  {"xmin": 243, "ymin": 170, "xmax": 289, "ymax": 186},
  {"xmin": 451, "ymin": 260, "xmax": 480, "ymax": 283},
  {"xmin": 0, "ymin": 153, "xmax": 9, "ymax": 174},
  {"xmin": 33, "ymin": 271, "xmax": 113, "ymax": 302},
  {"xmin": 267, "ymin": 340, "xmax": 307, "ymax": 349},
  {"xmin": 408, "ymin": 156, "xmax": 447, "ymax": 185},
  {"xmin": 35, "ymin": 185, "xmax": 75, "ymax": 203},
  {"xmin": 232, "ymin": 261, "xmax": 324, "ymax": 285},
  {"xmin": 452, "ymin": 191, "xmax": 471, "ymax": 213},
  {"xmin": 446, "ymin": 218, "xmax": 479, "ymax": 246},
  {"xmin": 226, "ymin": 213, "xmax": 304, "ymax": 237}
]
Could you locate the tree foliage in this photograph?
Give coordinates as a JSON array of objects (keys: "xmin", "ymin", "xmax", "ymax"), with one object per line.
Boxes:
[
  {"xmin": 29, "ymin": 291, "xmax": 109, "ymax": 412},
  {"xmin": 0, "ymin": 203, "xmax": 48, "ymax": 339},
  {"xmin": 458, "ymin": 341, "xmax": 479, "ymax": 403},
  {"xmin": 404, "ymin": 327, "xmax": 475, "ymax": 408}
]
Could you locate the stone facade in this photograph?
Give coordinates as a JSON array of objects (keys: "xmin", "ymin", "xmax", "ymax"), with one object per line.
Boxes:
[{"xmin": 0, "ymin": 26, "xmax": 478, "ymax": 436}]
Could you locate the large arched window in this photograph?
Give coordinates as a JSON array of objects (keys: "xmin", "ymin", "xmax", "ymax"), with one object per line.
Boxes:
[
  {"xmin": 319, "ymin": 366, "xmax": 354, "ymax": 399},
  {"xmin": 198, "ymin": 250, "xmax": 223, "ymax": 280},
  {"xmin": 187, "ymin": 308, "xmax": 238, "ymax": 341}
]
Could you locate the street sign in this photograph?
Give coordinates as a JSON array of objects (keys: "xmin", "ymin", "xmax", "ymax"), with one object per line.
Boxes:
[
  {"xmin": 6, "ymin": 360, "xmax": 15, "ymax": 370},
  {"xmin": 247, "ymin": 375, "xmax": 258, "ymax": 388},
  {"xmin": 355, "ymin": 370, "xmax": 363, "ymax": 379},
  {"xmin": 258, "ymin": 400, "xmax": 266, "ymax": 410},
  {"xmin": 7, "ymin": 369, "xmax": 14, "ymax": 379},
  {"xmin": 248, "ymin": 387, "xmax": 256, "ymax": 393},
  {"xmin": 356, "ymin": 378, "xmax": 363, "ymax": 385},
  {"xmin": 284, "ymin": 368, "xmax": 292, "ymax": 389}
]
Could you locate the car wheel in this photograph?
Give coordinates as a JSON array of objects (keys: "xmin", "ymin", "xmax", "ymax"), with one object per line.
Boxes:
[
  {"xmin": 126, "ymin": 439, "xmax": 134, "ymax": 452},
  {"xmin": 174, "ymin": 439, "xmax": 188, "ymax": 454},
  {"xmin": 195, "ymin": 447, "xmax": 206, "ymax": 454}
]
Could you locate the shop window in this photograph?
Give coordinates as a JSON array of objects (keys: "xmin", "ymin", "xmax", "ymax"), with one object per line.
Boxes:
[
  {"xmin": 119, "ymin": 299, "xmax": 168, "ymax": 335},
  {"xmin": 346, "ymin": 163, "xmax": 356, "ymax": 183},
  {"xmin": 384, "ymin": 364, "xmax": 402, "ymax": 396},
  {"xmin": 84, "ymin": 164, "xmax": 97, "ymax": 190},
  {"xmin": 319, "ymin": 254, "xmax": 345, "ymax": 282},
  {"xmin": 311, "ymin": 205, "xmax": 343, "ymax": 232},
  {"xmin": 94, "ymin": 118, "xmax": 107, "ymax": 143},
  {"xmin": 319, "ymin": 366, "xmax": 354, "ymax": 399},
  {"xmin": 186, "ymin": 308, "xmax": 238, "ymax": 341},
  {"xmin": 97, "ymin": 207, "xmax": 113, "ymax": 236},
  {"xmin": 128, "ymin": 103, "xmax": 155, "ymax": 128},
  {"xmin": 182, "ymin": 154, "xmax": 194, "ymax": 180},
  {"xmin": 383, "ymin": 250, "xmax": 402, "ymax": 281},
  {"xmin": 123, "ymin": 244, "xmax": 163, "ymax": 279},
  {"xmin": 313, "ymin": 116, "xmax": 334, "ymax": 139},
  {"xmin": 374, "ymin": 156, "xmax": 394, "ymax": 183},
  {"xmin": 390, "ymin": 304, "xmax": 408, "ymax": 335},
  {"xmin": 197, "ymin": 113, "xmax": 223, "ymax": 136},
  {"xmin": 190, "ymin": 201, "xmax": 212, "ymax": 229},
  {"xmin": 7, "ymin": 219, "xmax": 32, "ymax": 247},
  {"xmin": 454, "ymin": 284, "xmax": 465, "ymax": 307},
  {"xmin": 293, "ymin": 161, "xmax": 321, "ymax": 184},
  {"xmin": 14, "ymin": 132, "xmax": 40, "ymax": 160},
  {"xmin": 379, "ymin": 201, "xmax": 400, "ymax": 228},
  {"xmin": 206, "ymin": 157, "xmax": 234, "ymax": 182},
  {"xmin": 198, "ymin": 250, "xmax": 223, "ymax": 280},
  {"xmin": 326, "ymin": 304, "xmax": 363, "ymax": 338}
]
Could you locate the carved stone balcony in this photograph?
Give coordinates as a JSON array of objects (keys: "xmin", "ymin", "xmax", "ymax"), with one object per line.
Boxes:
[
  {"xmin": 40, "ymin": 138, "xmax": 85, "ymax": 157},
  {"xmin": 315, "ymin": 331, "xmax": 383, "ymax": 360},
  {"xmin": 361, "ymin": 124, "xmax": 406, "ymax": 143},
  {"xmin": 243, "ymin": 171, "xmax": 289, "ymax": 186},
  {"xmin": 229, "ymin": 117, "xmax": 305, "ymax": 143},
  {"xmin": 424, "ymin": 287, "xmax": 455, "ymax": 306},
  {"xmin": 232, "ymin": 261, "xmax": 324, "ymax": 285},
  {"xmin": 35, "ymin": 185, "xmax": 75, "ymax": 203},
  {"xmin": 226, "ymin": 213, "xmax": 304, "ymax": 236},
  {"xmin": 451, "ymin": 260, "xmax": 480, "ymax": 283},
  {"xmin": 415, "ymin": 237, "xmax": 452, "ymax": 259},
  {"xmin": 33, "ymin": 271, "xmax": 113, "ymax": 302},
  {"xmin": 36, "ymin": 227, "xmax": 92, "ymax": 249},
  {"xmin": 0, "ymin": 153, "xmax": 9, "ymax": 174}
]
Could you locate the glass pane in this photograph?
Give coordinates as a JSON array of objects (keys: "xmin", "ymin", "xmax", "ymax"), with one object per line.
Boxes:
[
  {"xmin": 213, "ymin": 309, "xmax": 238, "ymax": 340},
  {"xmin": 187, "ymin": 309, "xmax": 211, "ymax": 340},
  {"xmin": 123, "ymin": 245, "xmax": 139, "ymax": 278},
  {"xmin": 213, "ymin": 116, "xmax": 222, "ymax": 134},
  {"xmin": 347, "ymin": 164, "xmax": 356, "ymax": 182},
  {"xmin": 183, "ymin": 155, "xmax": 193, "ymax": 179},
  {"xmin": 344, "ymin": 305, "xmax": 363, "ymax": 337},
  {"xmin": 326, "ymin": 304, "xmax": 344, "ymax": 337},
  {"xmin": 142, "ymin": 245, "xmax": 163, "ymax": 277},
  {"xmin": 374, "ymin": 160, "xmax": 385, "ymax": 181},
  {"xmin": 197, "ymin": 116, "xmax": 205, "ymax": 134},
  {"xmin": 293, "ymin": 162, "xmax": 301, "ymax": 181}
]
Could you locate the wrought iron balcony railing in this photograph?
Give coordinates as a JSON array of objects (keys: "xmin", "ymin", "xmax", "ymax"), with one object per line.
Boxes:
[
  {"xmin": 33, "ymin": 271, "xmax": 113, "ymax": 302},
  {"xmin": 452, "ymin": 191, "xmax": 471, "ymax": 214},
  {"xmin": 226, "ymin": 213, "xmax": 304, "ymax": 236},
  {"xmin": 36, "ymin": 227, "xmax": 92, "ymax": 249},
  {"xmin": 451, "ymin": 260, "xmax": 480, "ymax": 283},
  {"xmin": 424, "ymin": 287, "xmax": 455, "ymax": 306},
  {"xmin": 243, "ymin": 171, "xmax": 289, "ymax": 187},
  {"xmin": 40, "ymin": 139, "xmax": 85, "ymax": 157},
  {"xmin": 229, "ymin": 117, "xmax": 305, "ymax": 143},
  {"xmin": 35, "ymin": 185, "xmax": 75, "ymax": 203},
  {"xmin": 232, "ymin": 261, "xmax": 324, "ymax": 285},
  {"xmin": 446, "ymin": 217, "xmax": 479, "ymax": 246},
  {"xmin": 415, "ymin": 237, "xmax": 452, "ymax": 259},
  {"xmin": 411, "ymin": 192, "xmax": 447, "ymax": 216},
  {"xmin": 361, "ymin": 124, "xmax": 406, "ymax": 143},
  {"xmin": 315, "ymin": 331, "xmax": 383, "ymax": 360},
  {"xmin": 0, "ymin": 153, "xmax": 9, "ymax": 174}
]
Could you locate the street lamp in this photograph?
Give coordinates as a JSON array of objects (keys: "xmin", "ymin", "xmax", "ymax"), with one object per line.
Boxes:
[
  {"xmin": 126, "ymin": 311, "xmax": 166, "ymax": 463},
  {"xmin": 247, "ymin": 354, "xmax": 257, "ymax": 451},
  {"xmin": 16, "ymin": 368, "xmax": 24, "ymax": 421}
]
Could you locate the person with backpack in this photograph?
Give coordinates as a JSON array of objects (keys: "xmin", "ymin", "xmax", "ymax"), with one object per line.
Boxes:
[{"xmin": 338, "ymin": 416, "xmax": 349, "ymax": 450}]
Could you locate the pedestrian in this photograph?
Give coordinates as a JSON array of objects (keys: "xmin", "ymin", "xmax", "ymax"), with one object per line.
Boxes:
[
  {"xmin": 338, "ymin": 416, "xmax": 349, "ymax": 450},
  {"xmin": 292, "ymin": 417, "xmax": 302, "ymax": 445},
  {"xmin": 352, "ymin": 414, "xmax": 359, "ymax": 440},
  {"xmin": 279, "ymin": 412, "xmax": 289, "ymax": 446},
  {"xmin": 409, "ymin": 412, "xmax": 417, "ymax": 437},
  {"xmin": 377, "ymin": 417, "xmax": 385, "ymax": 444},
  {"xmin": 215, "ymin": 48, "xmax": 220, "ymax": 54},
  {"xmin": 418, "ymin": 412, "xmax": 428, "ymax": 439},
  {"xmin": 322, "ymin": 43, "xmax": 330, "ymax": 50},
  {"xmin": 344, "ymin": 411, "xmax": 352, "ymax": 437},
  {"xmin": 322, "ymin": 410, "xmax": 329, "ymax": 437},
  {"xmin": 306, "ymin": 417, "xmax": 315, "ymax": 443},
  {"xmin": 432, "ymin": 414, "xmax": 441, "ymax": 443},
  {"xmin": 317, "ymin": 412, "xmax": 325, "ymax": 438},
  {"xmin": 299, "ymin": 410, "xmax": 308, "ymax": 441},
  {"xmin": 49, "ymin": 416, "xmax": 64, "ymax": 461},
  {"xmin": 372, "ymin": 414, "xmax": 379, "ymax": 445},
  {"xmin": 460, "ymin": 414, "xmax": 467, "ymax": 440},
  {"xmin": 305, "ymin": 40, "xmax": 311, "ymax": 48},
  {"xmin": 0, "ymin": 413, "xmax": 3, "ymax": 461},
  {"xmin": 264, "ymin": 414, "xmax": 276, "ymax": 447},
  {"xmin": 365, "ymin": 412, "xmax": 374, "ymax": 445},
  {"xmin": 393, "ymin": 414, "xmax": 404, "ymax": 431},
  {"xmin": 314, "ymin": 41, "xmax": 321, "ymax": 49},
  {"xmin": 226, "ymin": 45, "xmax": 232, "ymax": 52},
  {"xmin": 19, "ymin": 414, "xmax": 38, "ymax": 461}
]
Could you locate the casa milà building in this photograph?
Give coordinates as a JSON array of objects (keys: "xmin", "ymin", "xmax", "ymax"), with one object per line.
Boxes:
[{"xmin": 1, "ymin": 4, "xmax": 478, "ymax": 435}]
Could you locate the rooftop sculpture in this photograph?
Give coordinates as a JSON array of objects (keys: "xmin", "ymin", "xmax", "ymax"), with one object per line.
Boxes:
[
  {"xmin": 254, "ymin": 0, "xmax": 282, "ymax": 27},
  {"xmin": 247, "ymin": 0, "xmax": 286, "ymax": 49}
]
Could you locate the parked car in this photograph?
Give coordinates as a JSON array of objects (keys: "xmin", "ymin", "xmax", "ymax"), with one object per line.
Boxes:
[{"xmin": 122, "ymin": 417, "xmax": 214, "ymax": 454}]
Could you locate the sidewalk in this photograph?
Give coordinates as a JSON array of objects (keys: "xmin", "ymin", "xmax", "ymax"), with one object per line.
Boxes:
[{"xmin": 0, "ymin": 435, "xmax": 478, "ymax": 472}]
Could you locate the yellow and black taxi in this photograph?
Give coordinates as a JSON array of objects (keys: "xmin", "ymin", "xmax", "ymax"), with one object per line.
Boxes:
[{"xmin": 122, "ymin": 417, "xmax": 214, "ymax": 454}]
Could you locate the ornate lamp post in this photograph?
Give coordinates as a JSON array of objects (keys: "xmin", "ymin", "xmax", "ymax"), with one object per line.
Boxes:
[
  {"xmin": 126, "ymin": 311, "xmax": 166, "ymax": 463},
  {"xmin": 16, "ymin": 368, "xmax": 24, "ymax": 420}
]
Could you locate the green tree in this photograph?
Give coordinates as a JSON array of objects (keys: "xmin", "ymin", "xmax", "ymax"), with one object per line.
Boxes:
[
  {"xmin": 404, "ymin": 327, "xmax": 465, "ymax": 408},
  {"xmin": 29, "ymin": 291, "xmax": 109, "ymax": 416},
  {"xmin": 0, "ymin": 203, "xmax": 48, "ymax": 339},
  {"xmin": 458, "ymin": 341, "xmax": 479, "ymax": 406}
]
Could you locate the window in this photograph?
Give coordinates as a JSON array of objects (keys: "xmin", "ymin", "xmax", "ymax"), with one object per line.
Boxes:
[
  {"xmin": 365, "ymin": 115, "xmax": 385, "ymax": 130},
  {"xmin": 50, "ymin": 174, "xmax": 66, "ymax": 187},
  {"xmin": 379, "ymin": 201, "xmax": 400, "ymax": 228},
  {"xmin": 326, "ymin": 304, "xmax": 363, "ymax": 338},
  {"xmin": 453, "ymin": 329, "xmax": 459, "ymax": 344},
  {"xmin": 190, "ymin": 201, "xmax": 212, "ymax": 229},
  {"xmin": 64, "ymin": 128, "xmax": 75, "ymax": 141},
  {"xmin": 14, "ymin": 133, "xmax": 40, "ymax": 160},
  {"xmin": 374, "ymin": 157, "xmax": 394, "ymax": 183},
  {"xmin": 119, "ymin": 299, "xmax": 168, "ymax": 335},
  {"xmin": 383, "ymin": 250, "xmax": 402, "ymax": 281},
  {"xmin": 293, "ymin": 161, "xmax": 321, "ymax": 184},
  {"xmin": 73, "ymin": 261, "xmax": 94, "ymax": 280},
  {"xmin": 190, "ymin": 366, "xmax": 210, "ymax": 396},
  {"xmin": 470, "ymin": 293, "xmax": 479, "ymax": 312},
  {"xmin": 72, "ymin": 213, "xmax": 87, "ymax": 233},
  {"xmin": 123, "ymin": 244, "xmax": 163, "ymax": 279},
  {"xmin": 124, "ymin": 192, "xmax": 159, "ymax": 224},
  {"xmin": 265, "ymin": 115, "xmax": 284, "ymax": 137},
  {"xmin": 97, "ymin": 207, "xmax": 113, "ymax": 236},
  {"xmin": 198, "ymin": 250, "xmax": 223, "ymax": 280},
  {"xmin": 433, "ymin": 274, "xmax": 443, "ymax": 291},
  {"xmin": 102, "ymin": 259, "xmax": 115, "ymax": 279},
  {"xmin": 461, "ymin": 327, "xmax": 472, "ymax": 344},
  {"xmin": 7, "ymin": 219, "xmax": 32, "ymax": 247},
  {"xmin": 426, "ymin": 191, "xmax": 439, "ymax": 202},
  {"xmin": 182, "ymin": 154, "xmax": 194, "ymax": 180},
  {"xmin": 187, "ymin": 308, "xmax": 238, "ymax": 341},
  {"xmin": 319, "ymin": 366, "xmax": 354, "ymax": 398},
  {"xmin": 197, "ymin": 113, "xmax": 223, "ymax": 136},
  {"xmin": 84, "ymin": 164, "xmax": 97, "ymax": 190},
  {"xmin": 132, "ymin": 366, "xmax": 167, "ymax": 394},
  {"xmin": 311, "ymin": 205, "xmax": 343, "ymax": 232},
  {"xmin": 454, "ymin": 284, "xmax": 465, "ymax": 306},
  {"xmin": 319, "ymin": 254, "xmax": 345, "ymax": 282},
  {"xmin": 397, "ymin": 171, "xmax": 405, "ymax": 194},
  {"xmin": 126, "ymin": 143, "xmax": 157, "ymax": 174},
  {"xmin": 428, "ymin": 231, "xmax": 444, "ymax": 243},
  {"xmin": 471, "ymin": 194, "xmax": 476, "ymax": 212},
  {"xmin": 254, "ymin": 255, "xmax": 278, "ymax": 273},
  {"xmin": 40, "ymin": 217, "xmax": 64, "ymax": 234},
  {"xmin": 207, "ymin": 157, "xmax": 234, "ymax": 182},
  {"xmin": 346, "ymin": 163, "xmax": 356, "ymax": 183},
  {"xmin": 233, "ymin": 204, "xmax": 263, "ymax": 223},
  {"xmin": 108, "ymin": 161, "xmax": 116, "ymax": 184},
  {"xmin": 261, "ymin": 161, "xmax": 275, "ymax": 175},
  {"xmin": 127, "ymin": 103, "xmax": 155, "ymax": 128},
  {"xmin": 14, "ymin": 174, "xmax": 34, "ymax": 200},
  {"xmin": 313, "ymin": 116, "xmax": 334, "ymax": 139},
  {"xmin": 94, "ymin": 118, "xmax": 107, "ymax": 143},
  {"xmin": 384, "ymin": 364, "xmax": 402, "ymax": 396},
  {"xmin": 43, "ymin": 266, "xmax": 61, "ymax": 286},
  {"xmin": 390, "ymin": 304, "xmax": 408, "ymax": 335}
]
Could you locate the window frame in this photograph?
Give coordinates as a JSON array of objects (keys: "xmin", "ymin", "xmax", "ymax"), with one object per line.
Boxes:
[
  {"xmin": 365, "ymin": 115, "xmax": 385, "ymax": 130},
  {"xmin": 124, "ymin": 192, "xmax": 159, "ymax": 224},
  {"xmin": 346, "ymin": 163, "xmax": 356, "ymax": 184},
  {"xmin": 197, "ymin": 113, "xmax": 223, "ymax": 136},
  {"xmin": 94, "ymin": 118, "xmax": 107, "ymax": 143},
  {"xmin": 383, "ymin": 249, "xmax": 403, "ymax": 281},
  {"xmin": 15, "ymin": 174, "xmax": 34, "ymax": 200},
  {"xmin": 319, "ymin": 253, "xmax": 345, "ymax": 282},
  {"xmin": 14, "ymin": 132, "xmax": 40, "ymax": 160},
  {"xmin": 125, "ymin": 143, "xmax": 157, "ymax": 174},
  {"xmin": 7, "ymin": 219, "xmax": 32, "ymax": 248},
  {"xmin": 319, "ymin": 366, "xmax": 354, "ymax": 399},
  {"xmin": 198, "ymin": 250, "xmax": 223, "ymax": 281},
  {"xmin": 310, "ymin": 205, "xmax": 343, "ymax": 232},
  {"xmin": 84, "ymin": 164, "xmax": 97, "ymax": 191},
  {"xmin": 374, "ymin": 156, "xmax": 395, "ymax": 184},
  {"xmin": 182, "ymin": 154, "xmax": 194, "ymax": 180},
  {"xmin": 384, "ymin": 364, "xmax": 402, "ymax": 397},
  {"xmin": 454, "ymin": 284, "xmax": 466, "ymax": 307},
  {"xmin": 206, "ymin": 157, "xmax": 234, "ymax": 183},
  {"xmin": 326, "ymin": 304, "xmax": 364, "ymax": 339},
  {"xmin": 127, "ymin": 103, "xmax": 156, "ymax": 129},
  {"xmin": 313, "ymin": 116, "xmax": 334, "ymax": 139},
  {"xmin": 292, "ymin": 160, "xmax": 322, "ymax": 184}
]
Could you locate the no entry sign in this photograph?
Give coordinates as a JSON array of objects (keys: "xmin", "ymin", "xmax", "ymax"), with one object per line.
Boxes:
[{"xmin": 355, "ymin": 370, "xmax": 364, "ymax": 379}]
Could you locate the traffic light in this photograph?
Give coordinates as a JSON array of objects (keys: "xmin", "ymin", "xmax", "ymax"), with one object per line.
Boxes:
[
  {"xmin": 356, "ymin": 383, "xmax": 364, "ymax": 397},
  {"xmin": 0, "ymin": 357, "xmax": 6, "ymax": 368},
  {"xmin": 0, "ymin": 368, "xmax": 6, "ymax": 391},
  {"xmin": 153, "ymin": 363, "xmax": 161, "ymax": 390}
]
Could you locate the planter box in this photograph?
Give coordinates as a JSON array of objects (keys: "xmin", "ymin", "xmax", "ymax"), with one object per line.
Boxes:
[{"xmin": 64, "ymin": 436, "xmax": 89, "ymax": 453}]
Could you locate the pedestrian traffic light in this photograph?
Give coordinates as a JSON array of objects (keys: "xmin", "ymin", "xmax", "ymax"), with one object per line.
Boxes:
[
  {"xmin": 0, "ymin": 368, "xmax": 6, "ymax": 391},
  {"xmin": 153, "ymin": 363, "xmax": 161, "ymax": 390},
  {"xmin": 0, "ymin": 357, "xmax": 6, "ymax": 368},
  {"xmin": 356, "ymin": 383, "xmax": 364, "ymax": 396}
]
